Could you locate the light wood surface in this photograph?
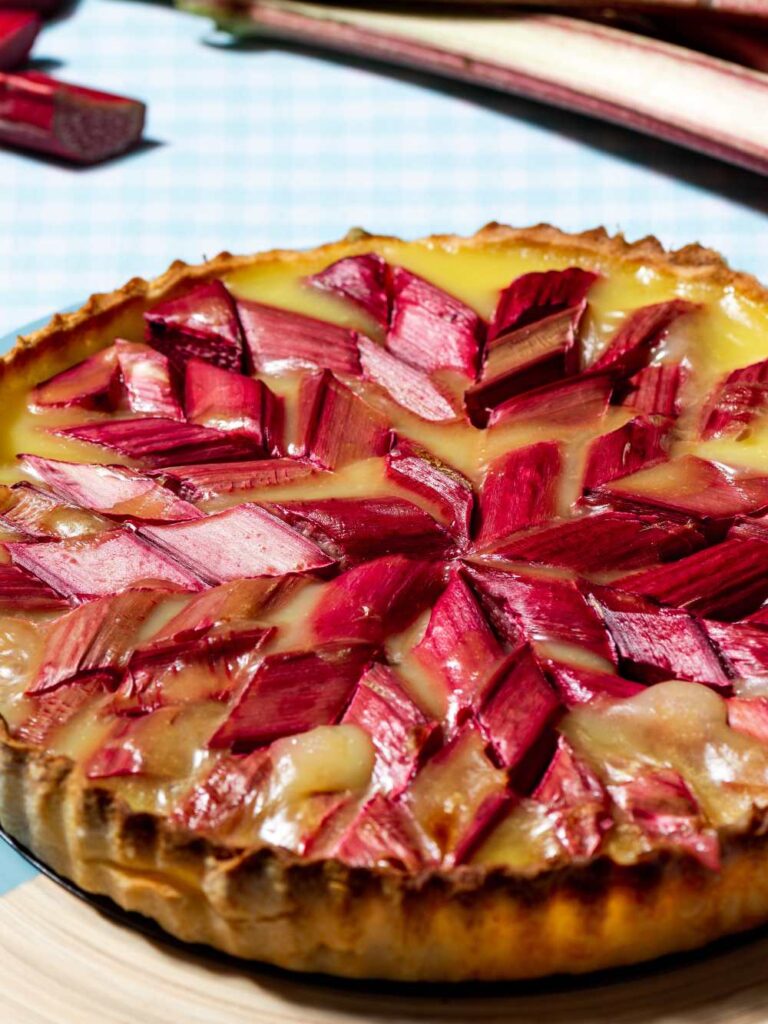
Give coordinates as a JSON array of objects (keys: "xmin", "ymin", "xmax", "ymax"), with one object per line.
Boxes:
[{"xmin": 3, "ymin": 875, "xmax": 768, "ymax": 1023}]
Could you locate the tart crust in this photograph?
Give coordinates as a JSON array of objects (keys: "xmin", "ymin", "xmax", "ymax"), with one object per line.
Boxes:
[{"xmin": 3, "ymin": 224, "xmax": 768, "ymax": 982}]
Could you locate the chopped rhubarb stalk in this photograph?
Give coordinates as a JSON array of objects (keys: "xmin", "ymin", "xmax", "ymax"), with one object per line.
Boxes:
[
  {"xmin": 620, "ymin": 363, "xmax": 684, "ymax": 418},
  {"xmin": 591, "ymin": 300, "xmax": 697, "ymax": 378},
  {"xmin": 85, "ymin": 717, "xmax": 151, "ymax": 779},
  {"xmin": 145, "ymin": 280, "xmax": 244, "ymax": 373},
  {"xmin": 614, "ymin": 536, "xmax": 768, "ymax": 620},
  {"xmin": 15, "ymin": 673, "xmax": 109, "ymax": 747},
  {"xmin": 29, "ymin": 347, "xmax": 118, "ymax": 411},
  {"xmin": 0, "ymin": 562, "xmax": 69, "ymax": 611},
  {"xmin": 328, "ymin": 794, "xmax": 424, "ymax": 871},
  {"xmin": 0, "ymin": 71, "xmax": 146, "ymax": 164},
  {"xmin": 312, "ymin": 555, "xmax": 443, "ymax": 646},
  {"xmin": 476, "ymin": 441, "xmax": 561, "ymax": 544},
  {"xmin": 700, "ymin": 358, "xmax": 768, "ymax": 440},
  {"xmin": 701, "ymin": 620, "xmax": 768, "ymax": 685},
  {"xmin": 0, "ymin": 482, "xmax": 107, "ymax": 539},
  {"xmin": 184, "ymin": 357, "xmax": 283, "ymax": 454},
  {"xmin": 267, "ymin": 497, "xmax": 452, "ymax": 566},
  {"xmin": 155, "ymin": 458, "xmax": 317, "ymax": 502},
  {"xmin": 406, "ymin": 723, "xmax": 510, "ymax": 867},
  {"xmin": 609, "ymin": 769, "xmax": 720, "ymax": 870},
  {"xmin": 140, "ymin": 503, "xmax": 334, "ymax": 584},
  {"xmin": 55, "ymin": 417, "xmax": 261, "ymax": 467},
  {"xmin": 0, "ymin": 11, "xmax": 40, "ymax": 71},
  {"xmin": 487, "ymin": 373, "xmax": 612, "ymax": 430},
  {"xmin": 114, "ymin": 340, "xmax": 183, "ymax": 420},
  {"xmin": 20, "ymin": 455, "xmax": 202, "ymax": 523},
  {"xmin": 385, "ymin": 436, "xmax": 474, "ymax": 544},
  {"xmin": 298, "ymin": 370, "xmax": 388, "ymax": 470},
  {"xmin": 358, "ymin": 337, "xmax": 459, "ymax": 422},
  {"xmin": 151, "ymin": 577, "xmax": 298, "ymax": 641},
  {"xmin": 9, "ymin": 530, "xmax": 201, "ymax": 600},
  {"xmin": 478, "ymin": 645, "xmax": 562, "ymax": 792},
  {"xmin": 490, "ymin": 267, "xmax": 598, "ymax": 340},
  {"xmin": 481, "ymin": 509, "xmax": 707, "ymax": 575},
  {"xmin": 745, "ymin": 604, "xmax": 768, "ymax": 627},
  {"xmin": 582, "ymin": 415, "xmax": 671, "ymax": 490},
  {"xmin": 728, "ymin": 697, "xmax": 768, "ymax": 745},
  {"xmin": 385, "ymin": 266, "xmax": 484, "ymax": 378},
  {"xmin": 208, "ymin": 642, "xmax": 373, "ymax": 751},
  {"xmin": 306, "ymin": 252, "xmax": 390, "ymax": 328},
  {"xmin": 237, "ymin": 298, "xmax": 362, "ymax": 376},
  {"xmin": 533, "ymin": 737, "xmax": 611, "ymax": 859},
  {"xmin": 172, "ymin": 750, "xmax": 271, "ymax": 832},
  {"xmin": 466, "ymin": 308, "xmax": 582, "ymax": 426},
  {"xmin": 546, "ymin": 661, "xmax": 644, "ymax": 707},
  {"xmin": 342, "ymin": 663, "xmax": 439, "ymax": 793}
]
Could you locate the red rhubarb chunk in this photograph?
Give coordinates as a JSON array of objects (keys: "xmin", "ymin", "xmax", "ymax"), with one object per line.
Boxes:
[
  {"xmin": 700, "ymin": 358, "xmax": 768, "ymax": 440},
  {"xmin": 14, "ymin": 673, "xmax": 109, "ymax": 747},
  {"xmin": 115, "ymin": 340, "xmax": 183, "ymax": 420},
  {"xmin": 385, "ymin": 436, "xmax": 474, "ymax": 544},
  {"xmin": 20, "ymin": 455, "xmax": 202, "ymax": 523},
  {"xmin": 0, "ymin": 11, "xmax": 39, "ymax": 71},
  {"xmin": 620, "ymin": 363, "xmax": 684, "ymax": 418},
  {"xmin": 184, "ymin": 357, "xmax": 283, "ymax": 454},
  {"xmin": 476, "ymin": 441, "xmax": 561, "ymax": 543},
  {"xmin": 298, "ymin": 369, "xmax": 388, "ymax": 469},
  {"xmin": 591, "ymin": 300, "xmax": 697, "ymax": 378},
  {"xmin": 358, "ymin": 337, "xmax": 459, "ymax": 422},
  {"xmin": 155, "ymin": 458, "xmax": 317, "ymax": 502},
  {"xmin": 546, "ymin": 660, "xmax": 644, "ymax": 706},
  {"xmin": 342, "ymin": 663, "xmax": 439, "ymax": 793},
  {"xmin": 145, "ymin": 280, "xmax": 243, "ymax": 373},
  {"xmin": 386, "ymin": 266, "xmax": 484, "ymax": 378},
  {"xmin": 237, "ymin": 298, "xmax": 362, "ymax": 376},
  {"xmin": 328, "ymin": 794, "xmax": 424, "ymax": 871},
  {"xmin": 487, "ymin": 373, "xmax": 612, "ymax": 429},
  {"xmin": 0, "ymin": 562, "xmax": 68, "ymax": 611},
  {"xmin": 172, "ymin": 750, "xmax": 271, "ymax": 832},
  {"xmin": 208, "ymin": 642, "xmax": 373, "ymax": 751},
  {"xmin": 582, "ymin": 415, "xmax": 671, "ymax": 490},
  {"xmin": 140, "ymin": 503, "xmax": 333, "ymax": 584},
  {"xmin": 306, "ymin": 253, "xmax": 390, "ymax": 327},
  {"xmin": 701, "ymin": 619, "xmax": 768, "ymax": 684},
  {"xmin": 533, "ymin": 737, "xmax": 611, "ymax": 858},
  {"xmin": 490, "ymin": 267, "xmax": 598, "ymax": 340},
  {"xmin": 29, "ymin": 347, "xmax": 119, "ymax": 411},
  {"xmin": 8, "ymin": 530, "xmax": 201, "ymax": 600},
  {"xmin": 0, "ymin": 71, "xmax": 145, "ymax": 164},
  {"xmin": 727, "ymin": 697, "xmax": 768, "ymax": 744}
]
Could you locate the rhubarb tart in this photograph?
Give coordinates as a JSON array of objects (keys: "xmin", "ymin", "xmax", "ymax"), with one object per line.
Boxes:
[{"xmin": 4, "ymin": 225, "xmax": 768, "ymax": 981}]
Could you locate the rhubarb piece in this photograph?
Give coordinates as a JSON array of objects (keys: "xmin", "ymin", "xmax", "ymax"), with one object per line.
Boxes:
[
  {"xmin": 614, "ymin": 536, "xmax": 768, "ymax": 620},
  {"xmin": 385, "ymin": 436, "xmax": 474, "ymax": 544},
  {"xmin": 0, "ymin": 11, "xmax": 39, "ymax": 71},
  {"xmin": 0, "ymin": 562, "xmax": 69, "ymax": 611},
  {"xmin": 620, "ymin": 363, "xmax": 684, "ymax": 418},
  {"xmin": 55, "ymin": 417, "xmax": 260, "ymax": 467},
  {"xmin": 172, "ymin": 750, "xmax": 271, "ymax": 832},
  {"xmin": 145, "ymin": 280, "xmax": 243, "ymax": 373},
  {"xmin": 114, "ymin": 340, "xmax": 183, "ymax": 420},
  {"xmin": 209, "ymin": 642, "xmax": 373, "ymax": 751},
  {"xmin": 480, "ymin": 509, "xmax": 707, "ymax": 575},
  {"xmin": 490, "ymin": 267, "xmax": 598, "ymax": 340},
  {"xmin": 609, "ymin": 769, "xmax": 719, "ymax": 870},
  {"xmin": 533, "ymin": 737, "xmax": 611, "ymax": 858},
  {"xmin": 8, "ymin": 530, "xmax": 201, "ymax": 600},
  {"xmin": 591, "ymin": 300, "xmax": 696, "ymax": 378},
  {"xmin": 487, "ymin": 373, "xmax": 612, "ymax": 429},
  {"xmin": 267, "ymin": 497, "xmax": 452, "ymax": 565},
  {"xmin": 237, "ymin": 298, "xmax": 362, "ymax": 376},
  {"xmin": 358, "ymin": 337, "xmax": 458, "ymax": 422},
  {"xmin": 476, "ymin": 441, "xmax": 561, "ymax": 543},
  {"xmin": 306, "ymin": 252, "xmax": 390, "ymax": 327},
  {"xmin": 700, "ymin": 358, "xmax": 768, "ymax": 440},
  {"xmin": 386, "ymin": 266, "xmax": 484, "ymax": 378},
  {"xmin": 727, "ymin": 697, "xmax": 768, "ymax": 745},
  {"xmin": 84, "ymin": 707, "xmax": 186, "ymax": 780},
  {"xmin": 29, "ymin": 347, "xmax": 118, "ymax": 411},
  {"xmin": 298, "ymin": 370, "xmax": 388, "ymax": 469},
  {"xmin": 328, "ymin": 794, "xmax": 424, "ymax": 871},
  {"xmin": 0, "ymin": 71, "xmax": 146, "ymax": 164},
  {"xmin": 0, "ymin": 482, "xmax": 107, "ymax": 539},
  {"xmin": 140, "ymin": 503, "xmax": 334, "ymax": 583},
  {"xmin": 406, "ymin": 723, "xmax": 509, "ymax": 867},
  {"xmin": 342, "ymin": 663, "xmax": 438, "ymax": 793},
  {"xmin": 155, "ymin": 458, "xmax": 317, "ymax": 502},
  {"xmin": 312, "ymin": 555, "xmax": 443, "ymax": 646},
  {"xmin": 581, "ymin": 415, "xmax": 671, "ymax": 490},
  {"xmin": 14, "ymin": 673, "xmax": 109, "ymax": 746},
  {"xmin": 701, "ymin": 619, "xmax": 768, "ymax": 685},
  {"xmin": 478, "ymin": 645, "xmax": 561, "ymax": 791},
  {"xmin": 184, "ymin": 357, "xmax": 283, "ymax": 454},
  {"xmin": 546, "ymin": 660, "xmax": 644, "ymax": 706},
  {"xmin": 20, "ymin": 455, "xmax": 202, "ymax": 523}
]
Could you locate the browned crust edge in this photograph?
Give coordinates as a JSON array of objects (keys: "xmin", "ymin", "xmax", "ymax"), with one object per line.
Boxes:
[{"xmin": 3, "ymin": 223, "xmax": 768, "ymax": 981}]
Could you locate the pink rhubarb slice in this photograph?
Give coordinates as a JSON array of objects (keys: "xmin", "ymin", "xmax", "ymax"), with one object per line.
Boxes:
[
  {"xmin": 591, "ymin": 300, "xmax": 697, "ymax": 378},
  {"xmin": 184, "ymin": 357, "xmax": 283, "ymax": 454},
  {"xmin": 145, "ymin": 280, "xmax": 244, "ymax": 373},
  {"xmin": 0, "ymin": 562, "xmax": 69, "ymax": 611},
  {"xmin": 172, "ymin": 750, "xmax": 271, "ymax": 833},
  {"xmin": 476, "ymin": 441, "xmax": 561, "ymax": 544},
  {"xmin": 15, "ymin": 673, "xmax": 109, "ymax": 746},
  {"xmin": 533, "ymin": 737, "xmax": 611, "ymax": 859},
  {"xmin": 29, "ymin": 347, "xmax": 119, "ymax": 411},
  {"xmin": 700, "ymin": 358, "xmax": 768, "ymax": 440},
  {"xmin": 487, "ymin": 373, "xmax": 612, "ymax": 430},
  {"xmin": 358, "ymin": 336, "xmax": 459, "ymax": 422},
  {"xmin": 306, "ymin": 252, "xmax": 390, "ymax": 328},
  {"xmin": 155, "ymin": 458, "xmax": 317, "ymax": 502},
  {"xmin": 581, "ymin": 415, "xmax": 671, "ymax": 490},
  {"xmin": 385, "ymin": 436, "xmax": 474, "ymax": 544},
  {"xmin": 701, "ymin": 619, "xmax": 768, "ymax": 685},
  {"xmin": 490, "ymin": 267, "xmax": 598, "ymax": 340},
  {"xmin": 545, "ymin": 660, "xmax": 644, "ymax": 706},
  {"xmin": 0, "ymin": 482, "xmax": 107, "ymax": 539},
  {"xmin": 620, "ymin": 363, "xmax": 685, "ymax": 418},
  {"xmin": 727, "ymin": 697, "xmax": 768, "ymax": 745},
  {"xmin": 327, "ymin": 794, "xmax": 424, "ymax": 872},
  {"xmin": 115, "ymin": 340, "xmax": 183, "ymax": 420},
  {"xmin": 297, "ymin": 369, "xmax": 388, "ymax": 469}
]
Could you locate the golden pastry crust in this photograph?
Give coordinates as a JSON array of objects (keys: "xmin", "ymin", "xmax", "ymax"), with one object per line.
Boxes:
[{"xmin": 3, "ymin": 224, "xmax": 768, "ymax": 982}]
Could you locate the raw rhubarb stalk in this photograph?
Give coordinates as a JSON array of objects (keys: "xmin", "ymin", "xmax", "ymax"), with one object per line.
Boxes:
[
  {"xmin": 487, "ymin": 373, "xmax": 612, "ymax": 429},
  {"xmin": 184, "ymin": 357, "xmax": 283, "ymax": 454},
  {"xmin": 155, "ymin": 457, "xmax": 317, "ymax": 502},
  {"xmin": 172, "ymin": 749, "xmax": 272, "ymax": 832},
  {"xmin": 14, "ymin": 674, "xmax": 109, "ymax": 746},
  {"xmin": 328, "ymin": 794, "xmax": 424, "ymax": 871},
  {"xmin": 139, "ymin": 502, "xmax": 334, "ymax": 583},
  {"xmin": 727, "ymin": 697, "xmax": 768, "ymax": 744},
  {"xmin": 208, "ymin": 641, "xmax": 373, "ymax": 750},
  {"xmin": 145, "ymin": 280, "xmax": 244, "ymax": 373},
  {"xmin": 29, "ymin": 347, "xmax": 119, "ymax": 411},
  {"xmin": 20, "ymin": 455, "xmax": 202, "ymax": 523},
  {"xmin": 545, "ymin": 660, "xmax": 644, "ymax": 706},
  {"xmin": 358, "ymin": 336, "xmax": 459, "ymax": 422},
  {"xmin": 700, "ymin": 358, "xmax": 768, "ymax": 440},
  {"xmin": 0, "ymin": 482, "xmax": 107, "ymax": 538},
  {"xmin": 591, "ymin": 300, "xmax": 696, "ymax": 378},
  {"xmin": 0, "ymin": 562, "xmax": 69, "ymax": 611},
  {"xmin": 620, "ymin": 362, "xmax": 684, "ymax": 418},
  {"xmin": 582, "ymin": 415, "xmax": 671, "ymax": 490},
  {"xmin": 115, "ymin": 339, "xmax": 183, "ymax": 420},
  {"xmin": 237, "ymin": 297, "xmax": 362, "ymax": 376},
  {"xmin": 490, "ymin": 267, "xmax": 598, "ymax": 340},
  {"xmin": 298, "ymin": 369, "xmax": 388, "ymax": 469},
  {"xmin": 476, "ymin": 440, "xmax": 561, "ymax": 543},
  {"xmin": 0, "ymin": 12, "xmax": 40, "ymax": 72},
  {"xmin": 0, "ymin": 71, "xmax": 145, "ymax": 163},
  {"xmin": 306, "ymin": 252, "xmax": 390, "ymax": 328},
  {"xmin": 533, "ymin": 737, "xmax": 611, "ymax": 858}
]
